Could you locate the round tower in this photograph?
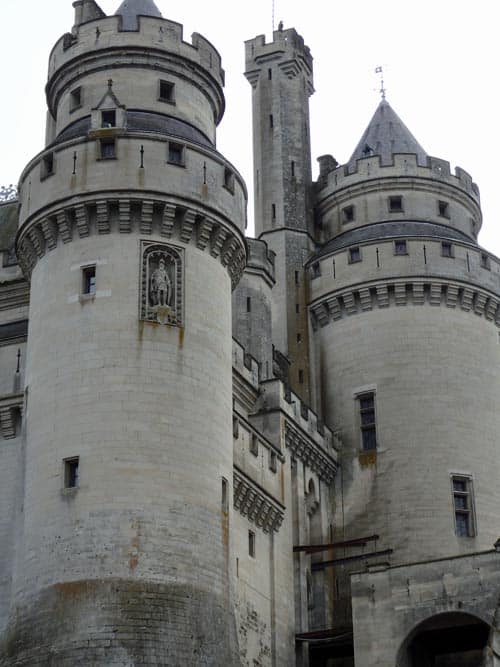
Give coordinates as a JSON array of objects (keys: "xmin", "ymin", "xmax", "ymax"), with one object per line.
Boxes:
[
  {"xmin": 2, "ymin": 1, "xmax": 246, "ymax": 664},
  {"xmin": 310, "ymin": 100, "xmax": 500, "ymax": 564}
]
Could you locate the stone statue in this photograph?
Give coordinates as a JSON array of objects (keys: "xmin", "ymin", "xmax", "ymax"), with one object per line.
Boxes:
[{"xmin": 150, "ymin": 257, "xmax": 172, "ymax": 307}]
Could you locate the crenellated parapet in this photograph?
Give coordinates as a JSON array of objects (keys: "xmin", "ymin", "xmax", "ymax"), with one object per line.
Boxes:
[{"xmin": 244, "ymin": 28, "xmax": 314, "ymax": 94}]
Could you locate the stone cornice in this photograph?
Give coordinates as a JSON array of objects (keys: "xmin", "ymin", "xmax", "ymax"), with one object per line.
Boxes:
[
  {"xmin": 16, "ymin": 197, "xmax": 246, "ymax": 290},
  {"xmin": 285, "ymin": 421, "xmax": 337, "ymax": 484},
  {"xmin": 310, "ymin": 278, "xmax": 500, "ymax": 330},
  {"xmin": 0, "ymin": 393, "xmax": 23, "ymax": 440},
  {"xmin": 0, "ymin": 279, "xmax": 30, "ymax": 312},
  {"xmin": 233, "ymin": 467, "xmax": 285, "ymax": 534}
]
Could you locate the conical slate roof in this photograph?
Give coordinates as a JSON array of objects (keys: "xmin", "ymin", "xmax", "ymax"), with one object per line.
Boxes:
[
  {"xmin": 115, "ymin": 0, "xmax": 162, "ymax": 30},
  {"xmin": 349, "ymin": 99, "xmax": 428, "ymax": 168}
]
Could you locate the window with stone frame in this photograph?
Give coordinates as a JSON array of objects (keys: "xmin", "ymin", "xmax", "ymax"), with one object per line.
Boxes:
[
  {"xmin": 388, "ymin": 195, "xmax": 403, "ymax": 212},
  {"xmin": 394, "ymin": 239, "xmax": 408, "ymax": 255},
  {"xmin": 358, "ymin": 392, "xmax": 377, "ymax": 451},
  {"xmin": 452, "ymin": 475, "xmax": 475, "ymax": 537}
]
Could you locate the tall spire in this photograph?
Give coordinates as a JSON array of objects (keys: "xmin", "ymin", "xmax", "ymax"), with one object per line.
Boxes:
[
  {"xmin": 349, "ymin": 99, "xmax": 428, "ymax": 168},
  {"xmin": 115, "ymin": 0, "xmax": 162, "ymax": 30}
]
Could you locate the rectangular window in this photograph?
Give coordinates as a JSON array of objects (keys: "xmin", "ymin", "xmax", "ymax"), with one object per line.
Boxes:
[
  {"xmin": 224, "ymin": 167, "xmax": 235, "ymax": 194},
  {"xmin": 389, "ymin": 195, "xmax": 403, "ymax": 212},
  {"xmin": 82, "ymin": 265, "xmax": 96, "ymax": 295},
  {"xmin": 394, "ymin": 240, "xmax": 408, "ymax": 255},
  {"xmin": 295, "ymin": 271, "xmax": 299, "ymax": 285},
  {"xmin": 250, "ymin": 434, "xmax": 259, "ymax": 456},
  {"xmin": 248, "ymin": 530, "xmax": 256, "ymax": 557},
  {"xmin": 221, "ymin": 478, "xmax": 229, "ymax": 512},
  {"xmin": 438, "ymin": 200, "xmax": 450, "ymax": 218},
  {"xmin": 298, "ymin": 369, "xmax": 304, "ymax": 384},
  {"xmin": 452, "ymin": 476, "xmax": 475, "ymax": 537},
  {"xmin": 349, "ymin": 247, "xmax": 361, "ymax": 263},
  {"xmin": 312, "ymin": 261, "xmax": 321, "ymax": 278},
  {"xmin": 297, "ymin": 333, "xmax": 302, "ymax": 343},
  {"xmin": 100, "ymin": 138, "xmax": 116, "ymax": 159},
  {"xmin": 291, "ymin": 160, "xmax": 295, "ymax": 177},
  {"xmin": 101, "ymin": 110, "xmax": 116, "ymax": 128},
  {"xmin": 64, "ymin": 457, "xmax": 80, "ymax": 489},
  {"xmin": 295, "ymin": 303, "xmax": 300, "ymax": 314},
  {"xmin": 481, "ymin": 253, "xmax": 490, "ymax": 270},
  {"xmin": 269, "ymin": 450, "xmax": 277, "ymax": 473},
  {"xmin": 70, "ymin": 87, "xmax": 82, "ymax": 112},
  {"xmin": 269, "ymin": 114, "xmax": 274, "ymax": 129},
  {"xmin": 272, "ymin": 204, "xmax": 276, "ymax": 220},
  {"xmin": 168, "ymin": 142, "xmax": 185, "ymax": 166},
  {"xmin": 233, "ymin": 416, "xmax": 239, "ymax": 438},
  {"xmin": 41, "ymin": 153, "xmax": 55, "ymax": 179},
  {"xmin": 342, "ymin": 205, "xmax": 355, "ymax": 223},
  {"xmin": 268, "ymin": 68, "xmax": 272, "ymax": 80},
  {"xmin": 246, "ymin": 297, "xmax": 251, "ymax": 312},
  {"xmin": 358, "ymin": 392, "xmax": 377, "ymax": 451},
  {"xmin": 441, "ymin": 242, "xmax": 453, "ymax": 258},
  {"xmin": 159, "ymin": 79, "xmax": 175, "ymax": 104}
]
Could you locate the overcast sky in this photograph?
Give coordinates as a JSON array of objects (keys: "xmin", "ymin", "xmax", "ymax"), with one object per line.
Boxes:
[{"xmin": 1, "ymin": 0, "xmax": 498, "ymax": 252}]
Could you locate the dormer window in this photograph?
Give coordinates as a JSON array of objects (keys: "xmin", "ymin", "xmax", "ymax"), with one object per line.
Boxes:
[{"xmin": 101, "ymin": 110, "xmax": 116, "ymax": 128}]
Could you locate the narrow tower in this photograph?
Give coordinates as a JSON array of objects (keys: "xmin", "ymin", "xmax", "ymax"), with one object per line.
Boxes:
[
  {"xmin": 2, "ymin": 2, "xmax": 246, "ymax": 664},
  {"xmin": 245, "ymin": 28, "xmax": 314, "ymax": 401}
]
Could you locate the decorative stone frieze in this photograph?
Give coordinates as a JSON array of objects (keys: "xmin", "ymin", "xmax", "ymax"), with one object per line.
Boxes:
[
  {"xmin": 0, "ymin": 393, "xmax": 23, "ymax": 440},
  {"xmin": 16, "ymin": 197, "xmax": 246, "ymax": 289},
  {"xmin": 311, "ymin": 279, "xmax": 500, "ymax": 330},
  {"xmin": 233, "ymin": 468, "xmax": 285, "ymax": 533},
  {"xmin": 284, "ymin": 422, "xmax": 336, "ymax": 484}
]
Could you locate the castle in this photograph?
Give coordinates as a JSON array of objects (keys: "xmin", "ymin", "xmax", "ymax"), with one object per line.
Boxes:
[{"xmin": 0, "ymin": 0, "xmax": 499, "ymax": 665}]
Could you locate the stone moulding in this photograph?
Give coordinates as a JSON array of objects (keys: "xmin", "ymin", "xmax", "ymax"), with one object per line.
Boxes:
[
  {"xmin": 0, "ymin": 393, "xmax": 23, "ymax": 439},
  {"xmin": 285, "ymin": 422, "xmax": 336, "ymax": 484},
  {"xmin": 15, "ymin": 197, "xmax": 246, "ymax": 290},
  {"xmin": 233, "ymin": 467, "xmax": 284, "ymax": 534},
  {"xmin": 310, "ymin": 279, "xmax": 500, "ymax": 330}
]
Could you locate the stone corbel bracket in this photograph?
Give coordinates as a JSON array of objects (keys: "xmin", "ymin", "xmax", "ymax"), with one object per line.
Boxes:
[
  {"xmin": 0, "ymin": 393, "xmax": 24, "ymax": 439},
  {"xmin": 233, "ymin": 467, "xmax": 285, "ymax": 534},
  {"xmin": 285, "ymin": 421, "xmax": 337, "ymax": 484}
]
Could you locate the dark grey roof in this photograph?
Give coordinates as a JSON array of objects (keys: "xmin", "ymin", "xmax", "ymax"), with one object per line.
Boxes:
[
  {"xmin": 55, "ymin": 112, "xmax": 213, "ymax": 148},
  {"xmin": 115, "ymin": 0, "xmax": 162, "ymax": 30},
  {"xmin": 314, "ymin": 221, "xmax": 474, "ymax": 259},
  {"xmin": 349, "ymin": 99, "xmax": 428, "ymax": 169}
]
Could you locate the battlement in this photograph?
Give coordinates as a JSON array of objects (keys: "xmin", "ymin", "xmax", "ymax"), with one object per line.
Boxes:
[
  {"xmin": 317, "ymin": 153, "xmax": 480, "ymax": 204},
  {"xmin": 245, "ymin": 238, "xmax": 276, "ymax": 284},
  {"xmin": 244, "ymin": 28, "xmax": 313, "ymax": 88},
  {"xmin": 48, "ymin": 15, "xmax": 225, "ymax": 89}
]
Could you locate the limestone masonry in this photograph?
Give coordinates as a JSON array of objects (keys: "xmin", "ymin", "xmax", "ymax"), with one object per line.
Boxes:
[{"xmin": 0, "ymin": 1, "xmax": 499, "ymax": 665}]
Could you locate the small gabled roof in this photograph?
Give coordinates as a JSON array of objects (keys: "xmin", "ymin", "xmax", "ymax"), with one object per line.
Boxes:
[
  {"xmin": 349, "ymin": 99, "xmax": 428, "ymax": 168},
  {"xmin": 115, "ymin": 0, "xmax": 162, "ymax": 31}
]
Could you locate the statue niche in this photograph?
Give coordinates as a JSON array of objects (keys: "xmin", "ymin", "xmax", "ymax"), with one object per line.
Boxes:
[{"xmin": 140, "ymin": 242, "xmax": 183, "ymax": 326}]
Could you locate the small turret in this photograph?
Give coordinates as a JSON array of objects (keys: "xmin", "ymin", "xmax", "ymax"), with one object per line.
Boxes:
[
  {"xmin": 73, "ymin": 0, "xmax": 105, "ymax": 27},
  {"xmin": 115, "ymin": 0, "xmax": 162, "ymax": 30}
]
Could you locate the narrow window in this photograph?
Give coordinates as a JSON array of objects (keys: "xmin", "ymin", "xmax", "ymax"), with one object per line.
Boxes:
[
  {"xmin": 82, "ymin": 265, "xmax": 96, "ymax": 295},
  {"xmin": 101, "ymin": 109, "xmax": 116, "ymax": 128},
  {"xmin": 268, "ymin": 68, "xmax": 272, "ymax": 80},
  {"xmin": 70, "ymin": 86, "xmax": 82, "ymax": 112},
  {"xmin": 269, "ymin": 114, "xmax": 274, "ymax": 129},
  {"xmin": 312, "ymin": 262, "xmax": 321, "ymax": 278},
  {"xmin": 248, "ymin": 530, "xmax": 256, "ymax": 557},
  {"xmin": 64, "ymin": 457, "xmax": 80, "ymax": 489},
  {"xmin": 394, "ymin": 240, "xmax": 408, "ymax": 255},
  {"xmin": 358, "ymin": 392, "xmax": 377, "ymax": 451},
  {"xmin": 221, "ymin": 478, "xmax": 229, "ymax": 512},
  {"xmin": 291, "ymin": 161, "xmax": 295, "ymax": 177},
  {"xmin": 269, "ymin": 450, "xmax": 277, "ymax": 473},
  {"xmin": 272, "ymin": 204, "xmax": 276, "ymax": 220},
  {"xmin": 349, "ymin": 247, "xmax": 361, "ymax": 263},
  {"xmin": 168, "ymin": 142, "xmax": 185, "ymax": 166},
  {"xmin": 342, "ymin": 205, "xmax": 355, "ymax": 223},
  {"xmin": 295, "ymin": 303, "xmax": 300, "ymax": 314},
  {"xmin": 41, "ymin": 153, "xmax": 55, "ymax": 179},
  {"xmin": 438, "ymin": 200, "xmax": 450, "ymax": 218},
  {"xmin": 294, "ymin": 271, "xmax": 299, "ymax": 285},
  {"xmin": 481, "ymin": 253, "xmax": 490, "ymax": 270},
  {"xmin": 224, "ymin": 167, "xmax": 235, "ymax": 194},
  {"xmin": 159, "ymin": 79, "xmax": 175, "ymax": 103},
  {"xmin": 452, "ymin": 476, "xmax": 475, "ymax": 537},
  {"xmin": 389, "ymin": 195, "xmax": 403, "ymax": 212},
  {"xmin": 297, "ymin": 333, "xmax": 302, "ymax": 343},
  {"xmin": 100, "ymin": 138, "xmax": 116, "ymax": 159},
  {"xmin": 250, "ymin": 434, "xmax": 259, "ymax": 456},
  {"xmin": 298, "ymin": 369, "xmax": 304, "ymax": 384},
  {"xmin": 441, "ymin": 241, "xmax": 453, "ymax": 258},
  {"xmin": 246, "ymin": 297, "xmax": 251, "ymax": 312},
  {"xmin": 232, "ymin": 416, "xmax": 239, "ymax": 438}
]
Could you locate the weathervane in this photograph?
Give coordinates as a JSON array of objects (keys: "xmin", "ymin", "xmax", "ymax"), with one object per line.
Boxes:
[{"xmin": 375, "ymin": 66, "xmax": 386, "ymax": 100}]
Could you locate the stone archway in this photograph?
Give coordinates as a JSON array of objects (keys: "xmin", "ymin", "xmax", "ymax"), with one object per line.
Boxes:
[{"xmin": 397, "ymin": 611, "xmax": 491, "ymax": 667}]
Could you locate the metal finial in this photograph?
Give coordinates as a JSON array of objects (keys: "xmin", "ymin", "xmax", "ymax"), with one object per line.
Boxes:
[{"xmin": 375, "ymin": 66, "xmax": 386, "ymax": 100}]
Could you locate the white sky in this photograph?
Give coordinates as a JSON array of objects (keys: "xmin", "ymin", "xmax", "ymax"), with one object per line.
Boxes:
[{"xmin": 1, "ymin": 0, "xmax": 498, "ymax": 252}]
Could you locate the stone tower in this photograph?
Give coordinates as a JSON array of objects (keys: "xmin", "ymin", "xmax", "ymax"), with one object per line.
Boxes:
[
  {"xmin": 245, "ymin": 28, "xmax": 315, "ymax": 402},
  {"xmin": 309, "ymin": 98, "xmax": 500, "ymax": 565},
  {"xmin": 3, "ymin": 1, "xmax": 246, "ymax": 664}
]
